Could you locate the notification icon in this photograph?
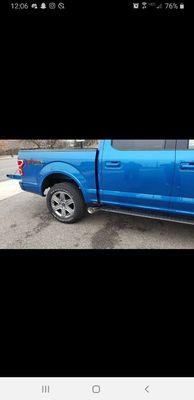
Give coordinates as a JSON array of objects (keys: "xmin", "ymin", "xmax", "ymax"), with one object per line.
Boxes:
[{"xmin": 58, "ymin": 2, "xmax": 65, "ymax": 8}]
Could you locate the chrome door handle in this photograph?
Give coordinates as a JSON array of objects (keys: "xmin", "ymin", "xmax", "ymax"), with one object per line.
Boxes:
[
  {"xmin": 105, "ymin": 161, "xmax": 121, "ymax": 168},
  {"xmin": 180, "ymin": 162, "xmax": 194, "ymax": 170}
]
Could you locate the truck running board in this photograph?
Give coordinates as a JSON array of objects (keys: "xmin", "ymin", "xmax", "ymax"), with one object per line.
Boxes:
[{"xmin": 88, "ymin": 206, "xmax": 194, "ymax": 226}]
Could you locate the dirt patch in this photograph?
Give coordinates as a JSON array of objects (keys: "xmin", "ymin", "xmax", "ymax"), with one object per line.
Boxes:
[
  {"xmin": 91, "ymin": 218, "xmax": 121, "ymax": 249},
  {"xmin": 23, "ymin": 212, "xmax": 52, "ymax": 240},
  {"xmin": 106, "ymin": 214, "xmax": 154, "ymax": 233},
  {"xmin": 33, "ymin": 213, "xmax": 52, "ymax": 234},
  {"xmin": 90, "ymin": 213, "xmax": 160, "ymax": 249},
  {"xmin": 10, "ymin": 224, "xmax": 17, "ymax": 228}
]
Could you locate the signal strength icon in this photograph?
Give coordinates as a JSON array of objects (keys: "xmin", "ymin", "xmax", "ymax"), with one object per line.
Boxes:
[{"xmin": 157, "ymin": 3, "xmax": 162, "ymax": 8}]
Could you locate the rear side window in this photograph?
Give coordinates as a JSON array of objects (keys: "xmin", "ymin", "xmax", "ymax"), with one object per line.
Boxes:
[
  {"xmin": 112, "ymin": 140, "xmax": 165, "ymax": 151},
  {"xmin": 188, "ymin": 140, "xmax": 194, "ymax": 149}
]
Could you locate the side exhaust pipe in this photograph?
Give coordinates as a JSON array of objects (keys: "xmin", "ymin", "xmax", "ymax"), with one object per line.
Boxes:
[{"xmin": 87, "ymin": 207, "xmax": 101, "ymax": 215}]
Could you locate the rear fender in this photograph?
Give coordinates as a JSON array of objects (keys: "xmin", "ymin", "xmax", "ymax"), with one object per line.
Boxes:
[{"xmin": 39, "ymin": 162, "xmax": 88, "ymax": 200}]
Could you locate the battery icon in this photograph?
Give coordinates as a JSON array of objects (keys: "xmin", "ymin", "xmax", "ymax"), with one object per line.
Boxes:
[{"xmin": 180, "ymin": 3, "xmax": 184, "ymax": 9}]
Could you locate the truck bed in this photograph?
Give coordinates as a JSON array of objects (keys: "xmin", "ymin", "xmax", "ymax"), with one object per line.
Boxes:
[{"xmin": 17, "ymin": 148, "xmax": 98, "ymax": 203}]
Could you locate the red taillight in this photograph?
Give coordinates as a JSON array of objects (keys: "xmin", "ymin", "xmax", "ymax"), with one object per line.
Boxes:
[{"xmin": 18, "ymin": 160, "xmax": 24, "ymax": 176}]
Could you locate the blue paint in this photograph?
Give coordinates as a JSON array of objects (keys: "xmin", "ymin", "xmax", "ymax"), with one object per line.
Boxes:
[{"xmin": 7, "ymin": 140, "xmax": 194, "ymax": 218}]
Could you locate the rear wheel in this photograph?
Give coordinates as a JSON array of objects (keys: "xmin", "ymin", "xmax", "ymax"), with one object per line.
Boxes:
[{"xmin": 47, "ymin": 182, "xmax": 86, "ymax": 223}]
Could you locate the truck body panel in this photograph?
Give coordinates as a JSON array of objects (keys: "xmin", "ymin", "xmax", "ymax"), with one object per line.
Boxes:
[
  {"xmin": 17, "ymin": 149, "xmax": 98, "ymax": 203},
  {"xmin": 98, "ymin": 140, "xmax": 175, "ymax": 213},
  {"xmin": 7, "ymin": 139, "xmax": 194, "ymax": 220},
  {"xmin": 171, "ymin": 149, "xmax": 194, "ymax": 215}
]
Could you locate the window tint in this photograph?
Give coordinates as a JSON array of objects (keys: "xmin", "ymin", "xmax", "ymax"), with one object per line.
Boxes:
[
  {"xmin": 112, "ymin": 140, "xmax": 165, "ymax": 150},
  {"xmin": 188, "ymin": 140, "xmax": 194, "ymax": 149}
]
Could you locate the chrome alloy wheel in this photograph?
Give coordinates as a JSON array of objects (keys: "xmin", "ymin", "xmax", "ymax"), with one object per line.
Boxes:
[{"xmin": 51, "ymin": 190, "xmax": 75, "ymax": 218}]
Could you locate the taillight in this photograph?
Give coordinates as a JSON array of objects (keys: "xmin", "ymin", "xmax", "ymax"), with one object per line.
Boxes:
[{"xmin": 18, "ymin": 160, "xmax": 24, "ymax": 176}]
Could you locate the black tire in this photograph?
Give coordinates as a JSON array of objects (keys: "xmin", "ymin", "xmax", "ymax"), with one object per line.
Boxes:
[{"xmin": 47, "ymin": 182, "xmax": 86, "ymax": 223}]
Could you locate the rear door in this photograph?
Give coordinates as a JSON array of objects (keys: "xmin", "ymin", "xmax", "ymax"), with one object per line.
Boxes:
[
  {"xmin": 99, "ymin": 139, "xmax": 176, "ymax": 212},
  {"xmin": 171, "ymin": 140, "xmax": 194, "ymax": 216}
]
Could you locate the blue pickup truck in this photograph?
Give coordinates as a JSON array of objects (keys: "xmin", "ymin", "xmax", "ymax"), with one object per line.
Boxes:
[{"xmin": 7, "ymin": 139, "xmax": 194, "ymax": 224}]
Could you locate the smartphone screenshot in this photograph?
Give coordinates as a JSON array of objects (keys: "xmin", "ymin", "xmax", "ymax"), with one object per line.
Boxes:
[{"xmin": 0, "ymin": 0, "xmax": 193, "ymax": 398}]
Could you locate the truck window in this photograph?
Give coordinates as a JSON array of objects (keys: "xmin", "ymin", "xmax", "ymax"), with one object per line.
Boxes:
[
  {"xmin": 112, "ymin": 140, "xmax": 166, "ymax": 150},
  {"xmin": 188, "ymin": 140, "xmax": 194, "ymax": 149}
]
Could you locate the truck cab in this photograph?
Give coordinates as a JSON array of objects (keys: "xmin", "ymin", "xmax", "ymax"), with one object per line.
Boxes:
[{"xmin": 98, "ymin": 140, "xmax": 194, "ymax": 215}]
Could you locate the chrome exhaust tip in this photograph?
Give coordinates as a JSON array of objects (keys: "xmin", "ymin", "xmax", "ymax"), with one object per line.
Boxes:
[{"xmin": 87, "ymin": 207, "xmax": 100, "ymax": 215}]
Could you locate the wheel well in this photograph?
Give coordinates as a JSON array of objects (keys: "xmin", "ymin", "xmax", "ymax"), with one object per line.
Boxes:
[{"xmin": 42, "ymin": 173, "xmax": 81, "ymax": 196}]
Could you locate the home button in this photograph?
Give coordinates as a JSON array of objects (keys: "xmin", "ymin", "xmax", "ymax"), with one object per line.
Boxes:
[{"xmin": 92, "ymin": 385, "xmax": 101, "ymax": 394}]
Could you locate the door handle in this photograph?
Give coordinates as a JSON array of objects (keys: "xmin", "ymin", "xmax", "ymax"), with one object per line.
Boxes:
[
  {"xmin": 105, "ymin": 161, "xmax": 121, "ymax": 168},
  {"xmin": 180, "ymin": 162, "xmax": 194, "ymax": 170}
]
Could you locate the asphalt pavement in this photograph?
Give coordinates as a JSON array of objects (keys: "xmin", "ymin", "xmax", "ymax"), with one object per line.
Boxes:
[{"xmin": 0, "ymin": 185, "xmax": 194, "ymax": 249}]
